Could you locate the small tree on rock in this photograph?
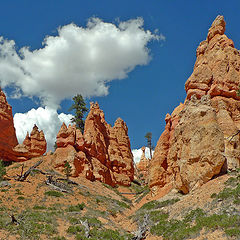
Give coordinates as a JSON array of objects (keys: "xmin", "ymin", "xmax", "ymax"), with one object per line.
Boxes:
[
  {"xmin": 145, "ymin": 132, "xmax": 153, "ymax": 159},
  {"xmin": 64, "ymin": 161, "xmax": 72, "ymax": 181},
  {"xmin": 69, "ymin": 94, "xmax": 88, "ymax": 133}
]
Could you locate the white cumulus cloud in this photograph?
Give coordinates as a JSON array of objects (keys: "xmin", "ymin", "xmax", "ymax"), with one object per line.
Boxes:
[
  {"xmin": 2, "ymin": 17, "xmax": 164, "ymax": 151},
  {"xmin": 0, "ymin": 17, "xmax": 163, "ymax": 109},
  {"xmin": 132, "ymin": 147, "xmax": 154, "ymax": 163},
  {"xmin": 13, "ymin": 107, "xmax": 73, "ymax": 151}
]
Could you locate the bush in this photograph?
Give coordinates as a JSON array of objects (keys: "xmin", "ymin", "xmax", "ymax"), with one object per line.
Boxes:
[
  {"xmin": 0, "ymin": 160, "xmax": 6, "ymax": 181},
  {"xmin": 66, "ymin": 203, "xmax": 85, "ymax": 212},
  {"xmin": 44, "ymin": 191, "xmax": 64, "ymax": 197}
]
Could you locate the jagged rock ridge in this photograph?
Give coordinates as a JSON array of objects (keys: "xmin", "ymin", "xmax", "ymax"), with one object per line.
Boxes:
[
  {"xmin": 53, "ymin": 102, "xmax": 134, "ymax": 187},
  {"xmin": 149, "ymin": 15, "xmax": 240, "ymax": 194}
]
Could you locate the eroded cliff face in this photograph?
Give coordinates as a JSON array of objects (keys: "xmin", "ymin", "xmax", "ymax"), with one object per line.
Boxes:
[
  {"xmin": 53, "ymin": 102, "xmax": 134, "ymax": 187},
  {"xmin": 0, "ymin": 88, "xmax": 47, "ymax": 161},
  {"xmin": 149, "ymin": 15, "xmax": 240, "ymax": 194},
  {"xmin": 0, "ymin": 88, "xmax": 19, "ymax": 161}
]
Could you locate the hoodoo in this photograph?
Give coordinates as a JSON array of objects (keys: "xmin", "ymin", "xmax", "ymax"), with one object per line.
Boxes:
[
  {"xmin": 149, "ymin": 15, "xmax": 240, "ymax": 194},
  {"xmin": 53, "ymin": 102, "xmax": 134, "ymax": 186},
  {"xmin": 0, "ymin": 88, "xmax": 47, "ymax": 161}
]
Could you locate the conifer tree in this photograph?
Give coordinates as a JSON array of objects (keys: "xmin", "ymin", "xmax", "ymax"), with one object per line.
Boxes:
[
  {"xmin": 64, "ymin": 161, "xmax": 72, "ymax": 181},
  {"xmin": 69, "ymin": 94, "xmax": 88, "ymax": 133},
  {"xmin": 145, "ymin": 132, "xmax": 153, "ymax": 159}
]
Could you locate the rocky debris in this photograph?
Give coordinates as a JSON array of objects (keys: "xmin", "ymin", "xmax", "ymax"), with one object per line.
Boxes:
[
  {"xmin": 149, "ymin": 15, "xmax": 240, "ymax": 194},
  {"xmin": 53, "ymin": 102, "xmax": 134, "ymax": 187},
  {"xmin": 136, "ymin": 147, "xmax": 150, "ymax": 183},
  {"xmin": 0, "ymin": 88, "xmax": 47, "ymax": 161}
]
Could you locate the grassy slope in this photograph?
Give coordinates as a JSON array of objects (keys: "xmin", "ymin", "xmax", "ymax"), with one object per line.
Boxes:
[{"xmin": 0, "ymin": 158, "xmax": 239, "ymax": 240}]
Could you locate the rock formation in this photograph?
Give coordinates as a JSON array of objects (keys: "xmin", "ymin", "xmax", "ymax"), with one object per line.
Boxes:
[
  {"xmin": 0, "ymin": 88, "xmax": 47, "ymax": 161},
  {"xmin": 0, "ymin": 88, "xmax": 19, "ymax": 161},
  {"xmin": 53, "ymin": 102, "xmax": 134, "ymax": 186},
  {"xmin": 136, "ymin": 146, "xmax": 150, "ymax": 183},
  {"xmin": 149, "ymin": 15, "xmax": 240, "ymax": 194},
  {"xmin": 13, "ymin": 125, "xmax": 47, "ymax": 161}
]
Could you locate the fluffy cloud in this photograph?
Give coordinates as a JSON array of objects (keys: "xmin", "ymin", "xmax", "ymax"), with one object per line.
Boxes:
[
  {"xmin": 0, "ymin": 17, "xmax": 163, "ymax": 109},
  {"xmin": 4, "ymin": 17, "xmax": 164, "ymax": 151},
  {"xmin": 132, "ymin": 147, "xmax": 154, "ymax": 163},
  {"xmin": 13, "ymin": 107, "xmax": 73, "ymax": 151}
]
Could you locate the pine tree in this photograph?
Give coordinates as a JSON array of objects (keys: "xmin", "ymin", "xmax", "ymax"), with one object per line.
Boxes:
[
  {"xmin": 69, "ymin": 94, "xmax": 88, "ymax": 133},
  {"xmin": 64, "ymin": 161, "xmax": 72, "ymax": 181},
  {"xmin": 145, "ymin": 132, "xmax": 153, "ymax": 159}
]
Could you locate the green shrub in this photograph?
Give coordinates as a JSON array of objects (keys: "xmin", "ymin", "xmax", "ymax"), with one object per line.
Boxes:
[
  {"xmin": 17, "ymin": 196, "xmax": 25, "ymax": 200},
  {"xmin": 140, "ymin": 198, "xmax": 180, "ymax": 211},
  {"xmin": 0, "ymin": 160, "xmax": 6, "ymax": 181},
  {"xmin": 225, "ymin": 228, "xmax": 240, "ymax": 237},
  {"xmin": 89, "ymin": 228, "xmax": 125, "ymax": 240},
  {"xmin": 149, "ymin": 208, "xmax": 240, "ymax": 240},
  {"xmin": 80, "ymin": 217, "xmax": 102, "ymax": 228},
  {"xmin": 45, "ymin": 191, "xmax": 64, "ymax": 197},
  {"xmin": 66, "ymin": 203, "xmax": 85, "ymax": 212},
  {"xmin": 67, "ymin": 225, "xmax": 85, "ymax": 234},
  {"xmin": 33, "ymin": 205, "xmax": 47, "ymax": 210}
]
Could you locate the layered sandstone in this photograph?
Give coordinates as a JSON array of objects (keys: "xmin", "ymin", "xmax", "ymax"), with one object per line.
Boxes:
[
  {"xmin": 53, "ymin": 102, "xmax": 134, "ymax": 186},
  {"xmin": 149, "ymin": 15, "xmax": 240, "ymax": 194},
  {"xmin": 0, "ymin": 88, "xmax": 47, "ymax": 161}
]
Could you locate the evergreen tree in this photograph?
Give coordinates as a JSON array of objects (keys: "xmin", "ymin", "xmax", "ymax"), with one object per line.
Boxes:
[
  {"xmin": 145, "ymin": 132, "xmax": 153, "ymax": 159},
  {"xmin": 64, "ymin": 161, "xmax": 72, "ymax": 181},
  {"xmin": 69, "ymin": 94, "xmax": 88, "ymax": 133}
]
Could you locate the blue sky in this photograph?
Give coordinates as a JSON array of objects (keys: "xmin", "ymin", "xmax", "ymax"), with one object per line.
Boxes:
[{"xmin": 1, "ymin": 1, "xmax": 240, "ymax": 158}]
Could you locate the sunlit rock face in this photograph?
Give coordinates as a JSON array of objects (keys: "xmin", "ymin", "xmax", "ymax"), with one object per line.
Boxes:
[
  {"xmin": 53, "ymin": 102, "xmax": 134, "ymax": 187},
  {"xmin": 0, "ymin": 88, "xmax": 19, "ymax": 161},
  {"xmin": 0, "ymin": 88, "xmax": 47, "ymax": 161},
  {"xmin": 136, "ymin": 146, "xmax": 150, "ymax": 183},
  {"xmin": 12, "ymin": 125, "xmax": 47, "ymax": 161},
  {"xmin": 149, "ymin": 15, "xmax": 240, "ymax": 194}
]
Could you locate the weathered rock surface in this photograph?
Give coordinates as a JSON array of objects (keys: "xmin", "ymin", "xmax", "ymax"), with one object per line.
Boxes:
[
  {"xmin": 0, "ymin": 88, "xmax": 19, "ymax": 161},
  {"xmin": 0, "ymin": 88, "xmax": 47, "ymax": 161},
  {"xmin": 13, "ymin": 124, "xmax": 47, "ymax": 161},
  {"xmin": 149, "ymin": 15, "xmax": 240, "ymax": 194},
  {"xmin": 136, "ymin": 146, "xmax": 150, "ymax": 183},
  {"xmin": 53, "ymin": 102, "xmax": 134, "ymax": 186}
]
